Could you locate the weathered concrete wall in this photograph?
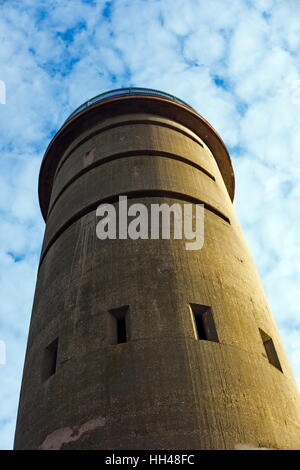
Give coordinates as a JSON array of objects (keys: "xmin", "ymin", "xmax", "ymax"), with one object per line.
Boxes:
[{"xmin": 14, "ymin": 94, "xmax": 300, "ymax": 449}]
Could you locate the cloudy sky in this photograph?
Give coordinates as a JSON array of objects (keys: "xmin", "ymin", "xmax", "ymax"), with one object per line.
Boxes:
[{"xmin": 1, "ymin": 0, "xmax": 300, "ymax": 450}]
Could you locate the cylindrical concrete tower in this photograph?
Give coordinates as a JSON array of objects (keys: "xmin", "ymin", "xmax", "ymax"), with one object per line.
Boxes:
[{"xmin": 14, "ymin": 88, "xmax": 300, "ymax": 450}]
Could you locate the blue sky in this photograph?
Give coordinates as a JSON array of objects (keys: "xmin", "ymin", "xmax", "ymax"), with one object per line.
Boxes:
[{"xmin": 1, "ymin": 0, "xmax": 300, "ymax": 450}]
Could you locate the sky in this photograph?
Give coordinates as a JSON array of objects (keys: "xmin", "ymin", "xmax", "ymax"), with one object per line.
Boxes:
[{"xmin": 0, "ymin": 0, "xmax": 300, "ymax": 450}]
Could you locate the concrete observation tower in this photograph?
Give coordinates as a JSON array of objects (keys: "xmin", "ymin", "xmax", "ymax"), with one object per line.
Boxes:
[{"xmin": 14, "ymin": 88, "xmax": 300, "ymax": 449}]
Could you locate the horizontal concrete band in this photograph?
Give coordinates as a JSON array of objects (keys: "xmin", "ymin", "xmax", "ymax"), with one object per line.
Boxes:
[
  {"xmin": 48, "ymin": 151, "xmax": 216, "ymax": 217},
  {"xmin": 49, "ymin": 120, "xmax": 218, "ymax": 210},
  {"xmin": 42, "ymin": 157, "xmax": 231, "ymax": 255},
  {"xmin": 39, "ymin": 191, "xmax": 231, "ymax": 269},
  {"xmin": 23, "ymin": 334, "xmax": 289, "ymax": 393},
  {"xmin": 54, "ymin": 117, "xmax": 205, "ymax": 179}
]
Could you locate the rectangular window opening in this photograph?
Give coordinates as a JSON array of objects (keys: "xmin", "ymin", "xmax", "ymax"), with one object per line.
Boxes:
[
  {"xmin": 259, "ymin": 328, "xmax": 282, "ymax": 372},
  {"xmin": 42, "ymin": 337, "xmax": 58, "ymax": 382},
  {"xmin": 190, "ymin": 304, "xmax": 219, "ymax": 342},
  {"xmin": 109, "ymin": 305, "xmax": 129, "ymax": 344}
]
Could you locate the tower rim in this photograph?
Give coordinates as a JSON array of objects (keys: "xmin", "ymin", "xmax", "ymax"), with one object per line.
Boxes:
[
  {"xmin": 39, "ymin": 88, "xmax": 235, "ymax": 220},
  {"xmin": 63, "ymin": 87, "xmax": 198, "ymax": 124}
]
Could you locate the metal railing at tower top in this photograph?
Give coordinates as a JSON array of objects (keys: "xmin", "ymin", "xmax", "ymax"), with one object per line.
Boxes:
[{"xmin": 64, "ymin": 87, "xmax": 196, "ymax": 124}]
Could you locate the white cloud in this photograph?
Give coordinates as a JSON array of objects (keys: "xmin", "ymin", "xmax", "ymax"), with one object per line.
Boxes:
[{"xmin": 183, "ymin": 27, "xmax": 225, "ymax": 67}]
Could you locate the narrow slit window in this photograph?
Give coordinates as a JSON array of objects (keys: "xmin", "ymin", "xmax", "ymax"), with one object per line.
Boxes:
[
  {"xmin": 42, "ymin": 337, "xmax": 58, "ymax": 382},
  {"xmin": 109, "ymin": 306, "xmax": 129, "ymax": 344},
  {"xmin": 190, "ymin": 304, "xmax": 219, "ymax": 342},
  {"xmin": 259, "ymin": 329, "xmax": 282, "ymax": 372}
]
